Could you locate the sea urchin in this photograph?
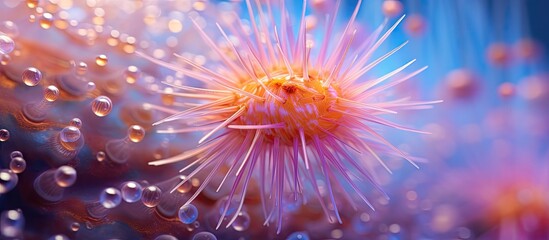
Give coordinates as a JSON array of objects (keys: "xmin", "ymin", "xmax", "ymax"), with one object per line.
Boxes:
[{"xmin": 138, "ymin": 0, "xmax": 439, "ymax": 233}]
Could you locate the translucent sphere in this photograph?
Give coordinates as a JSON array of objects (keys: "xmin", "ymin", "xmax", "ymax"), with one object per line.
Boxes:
[
  {"xmin": 99, "ymin": 187, "xmax": 122, "ymax": 209},
  {"xmin": 10, "ymin": 151, "xmax": 22, "ymax": 159},
  {"xmin": 0, "ymin": 209, "xmax": 24, "ymax": 238},
  {"xmin": 21, "ymin": 67, "xmax": 42, "ymax": 86},
  {"xmin": 141, "ymin": 186, "xmax": 162, "ymax": 207},
  {"xmin": 154, "ymin": 235, "xmax": 178, "ymax": 240},
  {"xmin": 232, "ymin": 211, "xmax": 250, "ymax": 231},
  {"xmin": 0, "ymin": 34, "xmax": 15, "ymax": 55},
  {"xmin": 95, "ymin": 54, "xmax": 108, "ymax": 66},
  {"xmin": 0, "ymin": 129, "xmax": 9, "ymax": 141},
  {"xmin": 87, "ymin": 82, "xmax": 96, "ymax": 91},
  {"xmin": 59, "ymin": 126, "xmax": 81, "ymax": 143},
  {"xmin": 0, "ymin": 169, "xmax": 18, "ymax": 194},
  {"xmin": 39, "ymin": 13, "xmax": 53, "ymax": 29},
  {"xmin": 9, "ymin": 157, "xmax": 26, "ymax": 174},
  {"xmin": 70, "ymin": 222, "xmax": 80, "ymax": 231},
  {"xmin": 44, "ymin": 85, "xmax": 59, "ymax": 102},
  {"xmin": 74, "ymin": 61, "xmax": 87, "ymax": 76},
  {"xmin": 91, "ymin": 96, "xmax": 113, "ymax": 117},
  {"xmin": 96, "ymin": 151, "xmax": 106, "ymax": 162},
  {"xmin": 176, "ymin": 175, "xmax": 192, "ymax": 193},
  {"xmin": 216, "ymin": 196, "xmax": 239, "ymax": 216},
  {"xmin": 48, "ymin": 234, "xmax": 69, "ymax": 240},
  {"xmin": 127, "ymin": 125, "xmax": 146, "ymax": 143},
  {"xmin": 54, "ymin": 166, "xmax": 77, "ymax": 187},
  {"xmin": 178, "ymin": 204, "xmax": 198, "ymax": 224},
  {"xmin": 69, "ymin": 118, "xmax": 82, "ymax": 129},
  {"xmin": 0, "ymin": 21, "xmax": 19, "ymax": 37},
  {"xmin": 192, "ymin": 232, "xmax": 217, "ymax": 240},
  {"xmin": 121, "ymin": 181, "xmax": 143, "ymax": 203},
  {"xmin": 125, "ymin": 65, "xmax": 140, "ymax": 84},
  {"xmin": 286, "ymin": 232, "xmax": 310, "ymax": 240}
]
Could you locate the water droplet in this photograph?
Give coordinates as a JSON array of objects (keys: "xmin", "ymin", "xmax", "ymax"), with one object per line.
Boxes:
[
  {"xmin": 0, "ymin": 209, "xmax": 24, "ymax": 237},
  {"xmin": 127, "ymin": 125, "xmax": 145, "ymax": 143},
  {"xmin": 39, "ymin": 13, "xmax": 53, "ymax": 29},
  {"xmin": 176, "ymin": 175, "xmax": 192, "ymax": 193},
  {"xmin": 21, "ymin": 67, "xmax": 42, "ymax": 86},
  {"xmin": 192, "ymin": 232, "xmax": 217, "ymax": 240},
  {"xmin": 232, "ymin": 211, "xmax": 250, "ymax": 231},
  {"xmin": 48, "ymin": 234, "xmax": 69, "ymax": 240},
  {"xmin": 99, "ymin": 187, "xmax": 122, "ymax": 208},
  {"xmin": 87, "ymin": 82, "xmax": 96, "ymax": 91},
  {"xmin": 121, "ymin": 181, "xmax": 143, "ymax": 203},
  {"xmin": 154, "ymin": 235, "xmax": 178, "ymax": 240},
  {"xmin": 141, "ymin": 185, "xmax": 162, "ymax": 207},
  {"xmin": 59, "ymin": 126, "xmax": 81, "ymax": 145},
  {"xmin": 26, "ymin": 0, "xmax": 39, "ymax": 8},
  {"xmin": 96, "ymin": 151, "xmax": 106, "ymax": 162},
  {"xmin": 0, "ymin": 34, "xmax": 15, "ymax": 55},
  {"xmin": 125, "ymin": 66, "xmax": 140, "ymax": 84},
  {"xmin": 44, "ymin": 85, "xmax": 59, "ymax": 102},
  {"xmin": 95, "ymin": 54, "xmax": 108, "ymax": 66},
  {"xmin": 9, "ymin": 157, "xmax": 26, "ymax": 174},
  {"xmin": 54, "ymin": 166, "xmax": 76, "ymax": 187},
  {"xmin": 179, "ymin": 204, "xmax": 198, "ymax": 224},
  {"xmin": 73, "ymin": 61, "xmax": 87, "ymax": 76},
  {"xmin": 286, "ymin": 232, "xmax": 310, "ymax": 240},
  {"xmin": 0, "ymin": 169, "xmax": 18, "ymax": 193},
  {"xmin": 10, "ymin": 151, "xmax": 22, "ymax": 159},
  {"xmin": 69, "ymin": 118, "xmax": 82, "ymax": 129},
  {"xmin": 0, "ymin": 129, "xmax": 9, "ymax": 141},
  {"xmin": 91, "ymin": 96, "xmax": 113, "ymax": 117},
  {"xmin": 70, "ymin": 222, "xmax": 80, "ymax": 231},
  {"xmin": 216, "ymin": 196, "xmax": 239, "ymax": 216},
  {"xmin": 0, "ymin": 21, "xmax": 19, "ymax": 37}
]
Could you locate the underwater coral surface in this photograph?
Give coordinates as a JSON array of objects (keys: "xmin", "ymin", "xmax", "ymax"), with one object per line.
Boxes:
[{"xmin": 1, "ymin": 0, "xmax": 549, "ymax": 239}]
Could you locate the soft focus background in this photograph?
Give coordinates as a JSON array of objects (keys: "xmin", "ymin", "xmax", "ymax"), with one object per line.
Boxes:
[{"xmin": 1, "ymin": 0, "xmax": 548, "ymax": 239}]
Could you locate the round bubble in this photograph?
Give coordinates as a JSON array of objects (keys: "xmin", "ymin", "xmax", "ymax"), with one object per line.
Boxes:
[
  {"xmin": 91, "ymin": 96, "xmax": 113, "ymax": 117},
  {"xmin": 9, "ymin": 157, "xmax": 26, "ymax": 174},
  {"xmin": 121, "ymin": 181, "xmax": 143, "ymax": 203},
  {"xmin": 192, "ymin": 232, "xmax": 217, "ymax": 240},
  {"xmin": 179, "ymin": 204, "xmax": 198, "ymax": 224},
  {"xmin": 0, "ymin": 169, "xmax": 18, "ymax": 194},
  {"xmin": 21, "ymin": 67, "xmax": 42, "ymax": 87},
  {"xmin": 141, "ymin": 186, "xmax": 162, "ymax": 207},
  {"xmin": 0, "ymin": 209, "xmax": 24, "ymax": 238},
  {"xmin": 286, "ymin": 232, "xmax": 310, "ymax": 240},
  {"xmin": 54, "ymin": 166, "xmax": 77, "ymax": 187},
  {"xmin": 99, "ymin": 187, "xmax": 122, "ymax": 209}
]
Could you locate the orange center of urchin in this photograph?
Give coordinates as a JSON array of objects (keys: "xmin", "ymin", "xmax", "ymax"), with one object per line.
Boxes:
[{"xmin": 236, "ymin": 73, "xmax": 344, "ymax": 144}]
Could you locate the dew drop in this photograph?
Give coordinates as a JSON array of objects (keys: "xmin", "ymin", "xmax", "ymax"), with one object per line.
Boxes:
[
  {"xmin": 91, "ymin": 96, "xmax": 113, "ymax": 117},
  {"xmin": 99, "ymin": 187, "xmax": 122, "ymax": 209},
  {"xmin": 70, "ymin": 222, "xmax": 80, "ymax": 232},
  {"xmin": 232, "ymin": 211, "xmax": 250, "ymax": 231},
  {"xmin": 0, "ymin": 169, "xmax": 18, "ymax": 194},
  {"xmin": 121, "ymin": 181, "xmax": 143, "ymax": 203},
  {"xmin": 192, "ymin": 232, "xmax": 217, "ymax": 240},
  {"xmin": 0, "ymin": 209, "xmax": 24, "ymax": 238},
  {"xmin": 9, "ymin": 157, "xmax": 26, "ymax": 174},
  {"xmin": 125, "ymin": 65, "xmax": 140, "ymax": 84},
  {"xmin": 127, "ymin": 125, "xmax": 145, "ymax": 143},
  {"xmin": 73, "ymin": 61, "xmax": 87, "ymax": 76},
  {"xmin": 96, "ymin": 151, "xmax": 106, "ymax": 162},
  {"xmin": 179, "ymin": 204, "xmax": 198, "ymax": 224},
  {"xmin": 87, "ymin": 82, "xmax": 96, "ymax": 91},
  {"xmin": 69, "ymin": 118, "xmax": 82, "ymax": 129},
  {"xmin": 59, "ymin": 126, "xmax": 81, "ymax": 144},
  {"xmin": 141, "ymin": 185, "xmax": 162, "ymax": 207},
  {"xmin": 0, "ymin": 34, "xmax": 15, "ymax": 55},
  {"xmin": 95, "ymin": 54, "xmax": 108, "ymax": 66},
  {"xmin": 54, "ymin": 166, "xmax": 77, "ymax": 187},
  {"xmin": 39, "ymin": 13, "xmax": 53, "ymax": 29},
  {"xmin": 21, "ymin": 67, "xmax": 42, "ymax": 86},
  {"xmin": 0, "ymin": 129, "xmax": 9, "ymax": 142},
  {"xmin": 286, "ymin": 231, "xmax": 310, "ymax": 240},
  {"xmin": 44, "ymin": 85, "xmax": 59, "ymax": 102},
  {"xmin": 26, "ymin": 0, "xmax": 39, "ymax": 9},
  {"xmin": 176, "ymin": 175, "xmax": 192, "ymax": 193}
]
